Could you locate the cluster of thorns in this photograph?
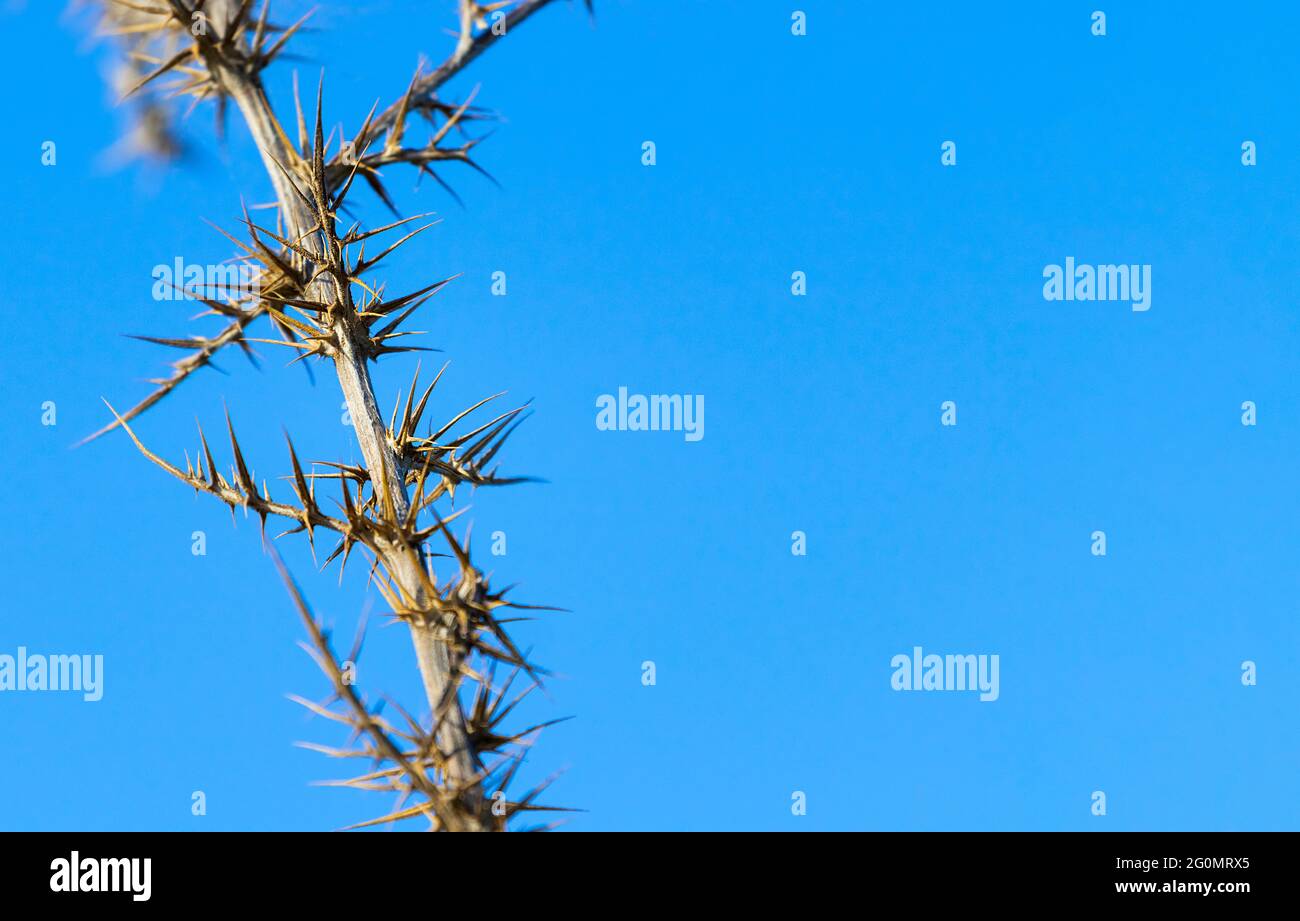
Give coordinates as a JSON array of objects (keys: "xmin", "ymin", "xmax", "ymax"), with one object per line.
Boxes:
[{"xmin": 86, "ymin": 0, "xmax": 585, "ymax": 830}]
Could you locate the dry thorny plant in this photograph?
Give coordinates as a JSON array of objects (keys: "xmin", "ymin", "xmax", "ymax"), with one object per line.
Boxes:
[{"xmin": 79, "ymin": 0, "xmax": 591, "ymax": 832}]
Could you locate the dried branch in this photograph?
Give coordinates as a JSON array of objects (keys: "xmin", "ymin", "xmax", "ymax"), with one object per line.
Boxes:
[{"xmin": 82, "ymin": 0, "xmax": 582, "ymax": 830}]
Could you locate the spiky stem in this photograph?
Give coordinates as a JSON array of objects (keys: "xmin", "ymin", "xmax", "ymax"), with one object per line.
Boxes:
[
  {"xmin": 201, "ymin": 2, "xmax": 483, "ymax": 824},
  {"xmin": 93, "ymin": 0, "xmax": 579, "ymax": 829}
]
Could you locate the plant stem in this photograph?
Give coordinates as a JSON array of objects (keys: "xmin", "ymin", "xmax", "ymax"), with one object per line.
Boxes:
[{"xmin": 200, "ymin": 7, "xmax": 483, "ymax": 824}]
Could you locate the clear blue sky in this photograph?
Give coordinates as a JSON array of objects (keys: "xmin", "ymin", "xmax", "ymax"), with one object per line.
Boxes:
[{"xmin": 2, "ymin": 0, "xmax": 1299, "ymax": 831}]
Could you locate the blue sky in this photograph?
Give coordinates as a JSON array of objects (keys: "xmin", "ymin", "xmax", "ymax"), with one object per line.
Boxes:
[{"xmin": 2, "ymin": 0, "xmax": 1299, "ymax": 830}]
